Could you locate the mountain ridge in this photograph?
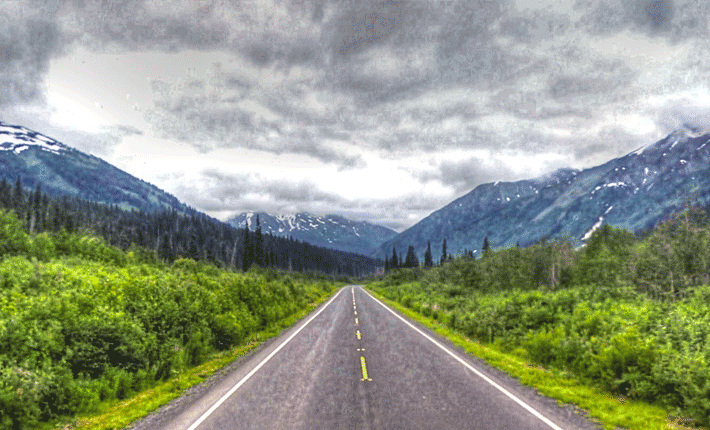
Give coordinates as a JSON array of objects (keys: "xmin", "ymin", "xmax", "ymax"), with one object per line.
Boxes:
[
  {"xmin": 0, "ymin": 121, "xmax": 193, "ymax": 215},
  {"xmin": 375, "ymin": 128, "xmax": 710, "ymax": 260},
  {"xmin": 227, "ymin": 211, "xmax": 397, "ymax": 256}
]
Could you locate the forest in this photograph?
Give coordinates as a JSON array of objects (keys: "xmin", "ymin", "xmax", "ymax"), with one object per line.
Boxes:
[
  {"xmin": 370, "ymin": 206, "xmax": 710, "ymax": 428},
  {"xmin": 0, "ymin": 208, "xmax": 345, "ymax": 429},
  {"xmin": 0, "ymin": 177, "xmax": 381, "ymax": 276}
]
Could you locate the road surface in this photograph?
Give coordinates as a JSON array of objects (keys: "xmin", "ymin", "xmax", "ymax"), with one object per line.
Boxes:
[{"xmin": 131, "ymin": 286, "xmax": 600, "ymax": 430}]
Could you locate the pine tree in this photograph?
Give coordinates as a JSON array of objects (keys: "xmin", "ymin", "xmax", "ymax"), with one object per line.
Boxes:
[
  {"xmin": 391, "ymin": 246, "xmax": 398, "ymax": 269},
  {"xmin": 482, "ymin": 236, "xmax": 490, "ymax": 255},
  {"xmin": 254, "ymin": 214, "xmax": 264, "ymax": 266},
  {"xmin": 0, "ymin": 179, "xmax": 10, "ymax": 208},
  {"xmin": 12, "ymin": 176, "xmax": 24, "ymax": 212},
  {"xmin": 404, "ymin": 245, "xmax": 419, "ymax": 268},
  {"xmin": 441, "ymin": 238, "xmax": 447, "ymax": 265},
  {"xmin": 424, "ymin": 241, "xmax": 433, "ymax": 267},
  {"xmin": 243, "ymin": 221, "xmax": 253, "ymax": 271}
]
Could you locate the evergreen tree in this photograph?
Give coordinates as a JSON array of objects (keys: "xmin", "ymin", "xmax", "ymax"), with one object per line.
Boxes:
[
  {"xmin": 12, "ymin": 176, "xmax": 24, "ymax": 211},
  {"xmin": 243, "ymin": 221, "xmax": 253, "ymax": 271},
  {"xmin": 482, "ymin": 236, "xmax": 490, "ymax": 254},
  {"xmin": 441, "ymin": 238, "xmax": 448, "ymax": 265},
  {"xmin": 188, "ymin": 235, "xmax": 200, "ymax": 261},
  {"xmin": 254, "ymin": 214, "xmax": 264, "ymax": 266},
  {"xmin": 0, "ymin": 179, "xmax": 10, "ymax": 208},
  {"xmin": 424, "ymin": 241, "xmax": 433, "ymax": 267},
  {"xmin": 404, "ymin": 245, "xmax": 419, "ymax": 268},
  {"xmin": 391, "ymin": 246, "xmax": 399, "ymax": 269}
]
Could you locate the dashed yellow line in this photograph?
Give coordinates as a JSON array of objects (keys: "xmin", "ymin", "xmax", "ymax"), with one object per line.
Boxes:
[
  {"xmin": 360, "ymin": 356, "xmax": 372, "ymax": 381},
  {"xmin": 356, "ymin": 330, "xmax": 361, "ymax": 340},
  {"xmin": 355, "ymin": 317, "xmax": 358, "ymax": 325}
]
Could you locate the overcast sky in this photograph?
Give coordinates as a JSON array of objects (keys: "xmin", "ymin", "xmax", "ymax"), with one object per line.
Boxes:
[{"xmin": 2, "ymin": 0, "xmax": 710, "ymax": 231}]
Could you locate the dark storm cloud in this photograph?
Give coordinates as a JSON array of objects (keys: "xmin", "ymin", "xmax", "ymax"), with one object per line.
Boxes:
[{"xmin": 0, "ymin": 4, "xmax": 66, "ymax": 107}]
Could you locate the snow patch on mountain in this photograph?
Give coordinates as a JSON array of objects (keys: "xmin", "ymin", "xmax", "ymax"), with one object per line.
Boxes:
[{"xmin": 0, "ymin": 122, "xmax": 66, "ymax": 155}]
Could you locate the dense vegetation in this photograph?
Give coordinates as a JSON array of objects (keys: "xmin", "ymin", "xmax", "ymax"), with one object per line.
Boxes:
[
  {"xmin": 0, "ymin": 210, "xmax": 343, "ymax": 429},
  {"xmin": 370, "ymin": 207, "xmax": 710, "ymax": 428},
  {"xmin": 0, "ymin": 177, "xmax": 380, "ymax": 276}
]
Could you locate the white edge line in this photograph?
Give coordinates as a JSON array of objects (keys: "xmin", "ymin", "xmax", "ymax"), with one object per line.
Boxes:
[
  {"xmin": 360, "ymin": 287, "xmax": 565, "ymax": 430},
  {"xmin": 185, "ymin": 287, "xmax": 346, "ymax": 430}
]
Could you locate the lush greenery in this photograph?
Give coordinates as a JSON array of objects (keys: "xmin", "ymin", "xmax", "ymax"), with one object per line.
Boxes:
[
  {"xmin": 0, "ymin": 210, "xmax": 342, "ymax": 429},
  {"xmin": 370, "ymin": 208, "xmax": 710, "ymax": 429}
]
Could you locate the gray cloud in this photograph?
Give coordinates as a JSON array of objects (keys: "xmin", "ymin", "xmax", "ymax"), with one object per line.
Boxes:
[
  {"xmin": 145, "ymin": 77, "xmax": 365, "ymax": 169},
  {"xmin": 656, "ymin": 98, "xmax": 710, "ymax": 134},
  {"xmin": 577, "ymin": 0, "xmax": 696, "ymax": 38},
  {"xmin": 0, "ymin": 4, "xmax": 65, "ymax": 107},
  {"xmin": 637, "ymin": 0, "xmax": 675, "ymax": 32},
  {"xmin": 176, "ymin": 169, "xmax": 345, "ymax": 213},
  {"xmin": 61, "ymin": 0, "xmax": 229, "ymax": 51},
  {"xmin": 437, "ymin": 157, "xmax": 518, "ymax": 193},
  {"xmin": 3, "ymin": 0, "xmax": 708, "ymax": 232},
  {"xmin": 329, "ymin": 0, "xmax": 414, "ymax": 60}
]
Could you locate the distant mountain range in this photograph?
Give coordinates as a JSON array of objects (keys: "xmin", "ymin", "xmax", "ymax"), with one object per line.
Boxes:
[
  {"xmin": 375, "ymin": 127, "xmax": 710, "ymax": 260},
  {"xmin": 0, "ymin": 122, "xmax": 192, "ymax": 214},
  {"xmin": 227, "ymin": 212, "xmax": 398, "ymax": 256},
  {"xmin": 0, "ymin": 121, "xmax": 395, "ymax": 258}
]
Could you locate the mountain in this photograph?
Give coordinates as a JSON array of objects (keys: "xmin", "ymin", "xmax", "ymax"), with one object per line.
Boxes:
[
  {"xmin": 0, "ymin": 121, "xmax": 192, "ymax": 214},
  {"xmin": 227, "ymin": 212, "xmax": 398, "ymax": 256},
  {"xmin": 375, "ymin": 128, "xmax": 710, "ymax": 260}
]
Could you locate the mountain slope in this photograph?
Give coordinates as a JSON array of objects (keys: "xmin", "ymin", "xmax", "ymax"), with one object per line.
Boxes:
[
  {"xmin": 0, "ymin": 122, "xmax": 191, "ymax": 214},
  {"xmin": 227, "ymin": 212, "xmax": 398, "ymax": 256},
  {"xmin": 375, "ymin": 128, "xmax": 710, "ymax": 259}
]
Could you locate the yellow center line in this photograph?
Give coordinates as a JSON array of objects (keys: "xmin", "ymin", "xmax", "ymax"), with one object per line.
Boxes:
[
  {"xmin": 360, "ymin": 356, "xmax": 372, "ymax": 381},
  {"xmin": 356, "ymin": 330, "xmax": 361, "ymax": 340},
  {"xmin": 355, "ymin": 317, "xmax": 358, "ymax": 325}
]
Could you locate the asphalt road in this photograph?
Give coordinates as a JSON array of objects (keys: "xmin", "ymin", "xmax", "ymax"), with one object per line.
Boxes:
[{"xmin": 131, "ymin": 286, "xmax": 601, "ymax": 430}]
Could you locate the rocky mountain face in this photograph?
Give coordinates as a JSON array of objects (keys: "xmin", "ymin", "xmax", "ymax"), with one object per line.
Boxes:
[
  {"xmin": 0, "ymin": 122, "xmax": 192, "ymax": 214},
  {"xmin": 375, "ymin": 128, "xmax": 710, "ymax": 260},
  {"xmin": 227, "ymin": 212, "xmax": 398, "ymax": 256}
]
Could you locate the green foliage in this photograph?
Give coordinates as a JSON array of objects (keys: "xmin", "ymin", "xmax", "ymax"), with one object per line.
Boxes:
[
  {"xmin": 370, "ymin": 207, "xmax": 710, "ymax": 428},
  {"xmin": 0, "ymin": 209, "xmax": 29, "ymax": 257},
  {"xmin": 0, "ymin": 211, "xmax": 340, "ymax": 429}
]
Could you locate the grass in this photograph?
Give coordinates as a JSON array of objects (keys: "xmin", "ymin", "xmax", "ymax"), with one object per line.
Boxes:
[
  {"xmin": 365, "ymin": 287, "xmax": 702, "ymax": 430},
  {"xmin": 45, "ymin": 287, "xmax": 342, "ymax": 430}
]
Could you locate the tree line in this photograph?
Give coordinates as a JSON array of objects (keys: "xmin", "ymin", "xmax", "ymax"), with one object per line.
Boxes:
[
  {"xmin": 0, "ymin": 177, "xmax": 381, "ymax": 276},
  {"xmin": 384, "ymin": 236, "xmax": 491, "ymax": 272}
]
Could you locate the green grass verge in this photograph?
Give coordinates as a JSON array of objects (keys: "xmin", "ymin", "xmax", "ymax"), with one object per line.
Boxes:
[
  {"xmin": 45, "ymin": 287, "xmax": 344, "ymax": 430},
  {"xmin": 365, "ymin": 287, "xmax": 701, "ymax": 430}
]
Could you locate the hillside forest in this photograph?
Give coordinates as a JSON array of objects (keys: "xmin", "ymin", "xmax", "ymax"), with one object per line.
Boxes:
[{"xmin": 0, "ymin": 177, "xmax": 380, "ymax": 276}]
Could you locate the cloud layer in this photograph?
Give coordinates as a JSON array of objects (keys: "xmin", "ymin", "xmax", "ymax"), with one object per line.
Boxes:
[{"xmin": 1, "ymin": 0, "xmax": 709, "ymax": 230}]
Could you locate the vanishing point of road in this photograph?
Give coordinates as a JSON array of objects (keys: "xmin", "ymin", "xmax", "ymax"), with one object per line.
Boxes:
[{"xmin": 130, "ymin": 286, "xmax": 601, "ymax": 430}]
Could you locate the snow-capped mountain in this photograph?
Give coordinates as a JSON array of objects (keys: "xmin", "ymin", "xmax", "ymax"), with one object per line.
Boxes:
[
  {"xmin": 374, "ymin": 127, "xmax": 710, "ymax": 260},
  {"xmin": 0, "ymin": 121, "xmax": 192, "ymax": 214},
  {"xmin": 227, "ymin": 212, "xmax": 398, "ymax": 256}
]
